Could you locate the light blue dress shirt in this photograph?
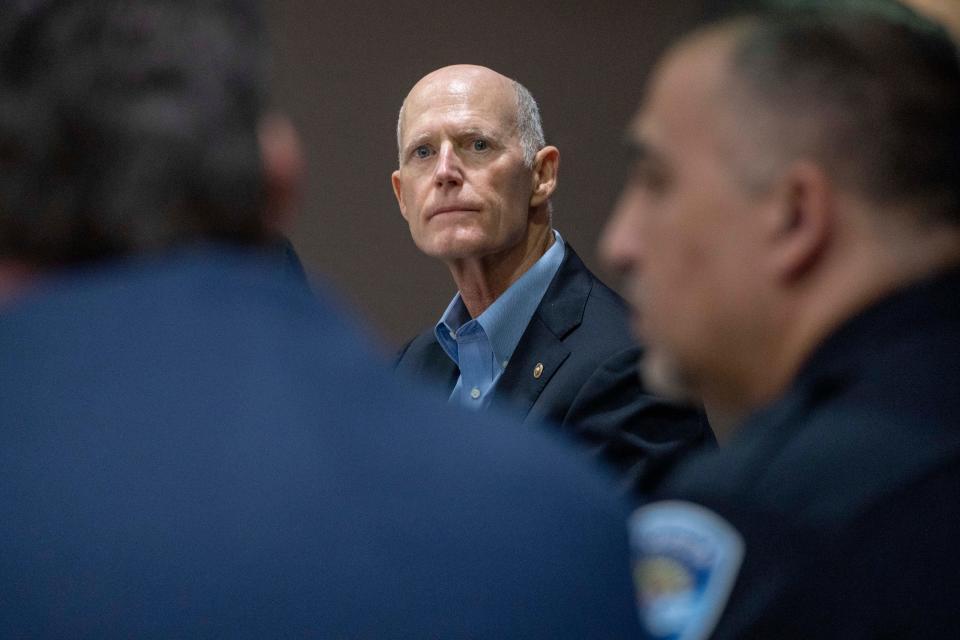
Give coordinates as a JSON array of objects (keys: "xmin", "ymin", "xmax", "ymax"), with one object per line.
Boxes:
[{"xmin": 435, "ymin": 231, "xmax": 566, "ymax": 409}]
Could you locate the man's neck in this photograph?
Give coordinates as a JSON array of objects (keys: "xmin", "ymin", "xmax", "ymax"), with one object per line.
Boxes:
[
  {"xmin": 778, "ymin": 224, "xmax": 960, "ymax": 392},
  {"xmin": 704, "ymin": 226, "xmax": 960, "ymax": 439},
  {"xmin": 447, "ymin": 224, "xmax": 554, "ymax": 318}
]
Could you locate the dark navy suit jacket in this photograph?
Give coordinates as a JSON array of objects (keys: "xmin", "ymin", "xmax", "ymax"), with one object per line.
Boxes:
[
  {"xmin": 395, "ymin": 244, "xmax": 714, "ymax": 489},
  {"xmin": 0, "ymin": 246, "xmax": 641, "ymax": 638}
]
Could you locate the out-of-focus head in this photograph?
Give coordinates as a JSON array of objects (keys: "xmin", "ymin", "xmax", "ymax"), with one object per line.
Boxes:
[
  {"xmin": 601, "ymin": 4, "xmax": 960, "ymax": 425},
  {"xmin": 0, "ymin": 0, "xmax": 293, "ymax": 267},
  {"xmin": 391, "ymin": 64, "xmax": 558, "ymax": 263}
]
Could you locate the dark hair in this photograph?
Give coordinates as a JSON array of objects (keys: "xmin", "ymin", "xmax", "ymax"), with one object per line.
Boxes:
[
  {"xmin": 720, "ymin": 3, "xmax": 960, "ymax": 225},
  {"xmin": 0, "ymin": 0, "xmax": 272, "ymax": 266}
]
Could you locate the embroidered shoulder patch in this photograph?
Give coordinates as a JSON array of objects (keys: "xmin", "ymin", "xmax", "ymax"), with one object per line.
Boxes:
[{"xmin": 628, "ymin": 500, "xmax": 745, "ymax": 640}]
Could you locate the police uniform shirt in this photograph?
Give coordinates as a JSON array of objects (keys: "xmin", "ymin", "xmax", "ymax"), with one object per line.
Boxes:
[{"xmin": 629, "ymin": 266, "xmax": 960, "ymax": 639}]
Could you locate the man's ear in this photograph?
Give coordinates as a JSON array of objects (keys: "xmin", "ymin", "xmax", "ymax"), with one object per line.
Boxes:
[
  {"xmin": 529, "ymin": 145, "xmax": 560, "ymax": 208},
  {"xmin": 391, "ymin": 169, "xmax": 409, "ymax": 222},
  {"xmin": 259, "ymin": 112, "xmax": 304, "ymax": 234},
  {"xmin": 764, "ymin": 161, "xmax": 834, "ymax": 282}
]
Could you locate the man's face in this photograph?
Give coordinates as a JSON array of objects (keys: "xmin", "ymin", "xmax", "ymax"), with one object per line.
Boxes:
[
  {"xmin": 600, "ymin": 36, "xmax": 769, "ymax": 403},
  {"xmin": 392, "ymin": 67, "xmax": 537, "ymax": 262}
]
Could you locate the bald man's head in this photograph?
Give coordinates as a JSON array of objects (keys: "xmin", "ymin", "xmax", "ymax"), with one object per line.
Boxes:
[
  {"xmin": 390, "ymin": 64, "xmax": 560, "ymax": 266},
  {"xmin": 396, "ymin": 65, "xmax": 545, "ymax": 167}
]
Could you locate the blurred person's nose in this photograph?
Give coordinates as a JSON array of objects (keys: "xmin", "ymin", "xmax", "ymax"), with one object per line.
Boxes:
[{"xmin": 600, "ymin": 186, "xmax": 646, "ymax": 278}]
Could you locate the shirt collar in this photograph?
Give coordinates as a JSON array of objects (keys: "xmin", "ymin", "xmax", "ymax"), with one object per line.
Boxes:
[{"xmin": 434, "ymin": 230, "xmax": 566, "ymax": 368}]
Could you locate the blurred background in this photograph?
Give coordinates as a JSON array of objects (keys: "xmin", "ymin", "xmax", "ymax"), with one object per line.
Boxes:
[
  {"xmin": 265, "ymin": 0, "xmax": 960, "ymax": 351},
  {"xmin": 265, "ymin": 0, "xmax": 711, "ymax": 350}
]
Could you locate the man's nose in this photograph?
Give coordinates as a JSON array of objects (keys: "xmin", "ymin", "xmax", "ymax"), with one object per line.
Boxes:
[
  {"xmin": 433, "ymin": 143, "xmax": 463, "ymax": 187},
  {"xmin": 599, "ymin": 189, "xmax": 644, "ymax": 276}
]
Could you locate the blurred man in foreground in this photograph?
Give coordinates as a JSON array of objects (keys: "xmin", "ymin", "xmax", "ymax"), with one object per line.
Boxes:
[
  {"xmin": 602, "ymin": 3, "xmax": 960, "ymax": 637},
  {"xmin": 392, "ymin": 64, "xmax": 713, "ymax": 488},
  {"xmin": 0, "ymin": 2, "xmax": 641, "ymax": 636}
]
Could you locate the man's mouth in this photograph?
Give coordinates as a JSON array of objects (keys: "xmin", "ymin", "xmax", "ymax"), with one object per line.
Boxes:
[{"xmin": 428, "ymin": 205, "xmax": 481, "ymax": 219}]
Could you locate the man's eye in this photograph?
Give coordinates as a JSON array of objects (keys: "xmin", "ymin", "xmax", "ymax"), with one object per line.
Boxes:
[
  {"xmin": 472, "ymin": 139, "xmax": 488, "ymax": 151},
  {"xmin": 413, "ymin": 145, "xmax": 431, "ymax": 159}
]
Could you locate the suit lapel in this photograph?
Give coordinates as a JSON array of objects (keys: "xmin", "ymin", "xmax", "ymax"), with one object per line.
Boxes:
[
  {"xmin": 419, "ymin": 340, "xmax": 459, "ymax": 393},
  {"xmin": 397, "ymin": 333, "xmax": 459, "ymax": 394},
  {"xmin": 490, "ymin": 245, "xmax": 593, "ymax": 420},
  {"xmin": 492, "ymin": 314, "xmax": 571, "ymax": 420}
]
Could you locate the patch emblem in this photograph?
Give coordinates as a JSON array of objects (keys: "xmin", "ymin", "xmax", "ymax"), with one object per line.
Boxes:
[{"xmin": 628, "ymin": 501, "xmax": 744, "ymax": 640}]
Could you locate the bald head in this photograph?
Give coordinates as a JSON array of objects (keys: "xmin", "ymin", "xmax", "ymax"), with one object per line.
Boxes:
[
  {"xmin": 396, "ymin": 65, "xmax": 545, "ymax": 167},
  {"xmin": 390, "ymin": 63, "xmax": 560, "ymax": 276}
]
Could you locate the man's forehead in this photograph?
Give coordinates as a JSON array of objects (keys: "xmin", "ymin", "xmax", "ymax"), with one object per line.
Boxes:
[
  {"xmin": 401, "ymin": 67, "xmax": 516, "ymax": 135},
  {"xmin": 409, "ymin": 64, "xmax": 512, "ymax": 99},
  {"xmin": 438, "ymin": 77, "xmax": 473, "ymax": 100}
]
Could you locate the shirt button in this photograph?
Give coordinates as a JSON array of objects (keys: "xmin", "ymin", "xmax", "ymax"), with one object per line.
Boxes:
[{"xmin": 470, "ymin": 387, "xmax": 481, "ymax": 400}]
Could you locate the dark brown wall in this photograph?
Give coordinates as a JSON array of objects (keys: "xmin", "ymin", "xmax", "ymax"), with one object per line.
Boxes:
[{"xmin": 266, "ymin": 1, "xmax": 704, "ymax": 351}]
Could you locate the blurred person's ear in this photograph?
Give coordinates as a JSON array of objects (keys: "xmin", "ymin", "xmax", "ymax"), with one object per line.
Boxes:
[
  {"xmin": 764, "ymin": 161, "xmax": 834, "ymax": 283},
  {"xmin": 259, "ymin": 112, "xmax": 304, "ymax": 234}
]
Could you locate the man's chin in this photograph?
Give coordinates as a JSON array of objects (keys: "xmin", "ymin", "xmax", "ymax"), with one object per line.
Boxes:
[{"xmin": 418, "ymin": 237, "xmax": 490, "ymax": 262}]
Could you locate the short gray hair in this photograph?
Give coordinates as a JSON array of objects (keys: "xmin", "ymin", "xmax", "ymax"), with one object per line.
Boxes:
[
  {"xmin": 723, "ymin": 7, "xmax": 960, "ymax": 226},
  {"xmin": 513, "ymin": 80, "xmax": 546, "ymax": 167},
  {"xmin": 396, "ymin": 78, "xmax": 547, "ymax": 167}
]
